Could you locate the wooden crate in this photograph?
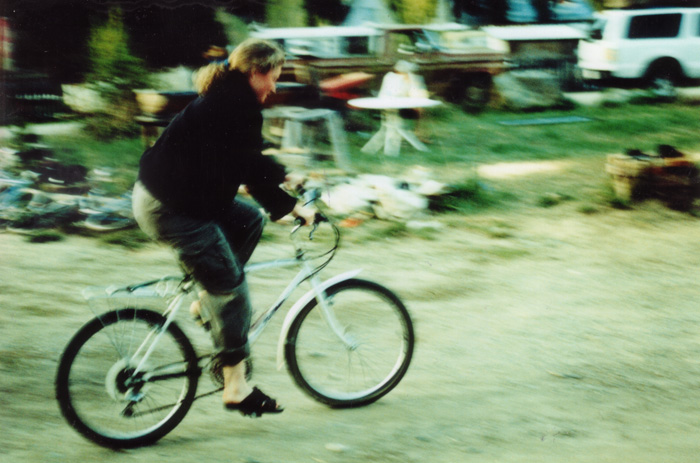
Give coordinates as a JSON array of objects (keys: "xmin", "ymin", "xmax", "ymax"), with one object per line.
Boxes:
[
  {"xmin": 606, "ymin": 151, "xmax": 700, "ymax": 208},
  {"xmin": 605, "ymin": 153, "xmax": 653, "ymax": 201}
]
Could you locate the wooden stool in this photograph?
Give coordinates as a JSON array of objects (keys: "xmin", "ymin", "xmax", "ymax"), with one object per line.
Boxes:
[
  {"xmin": 135, "ymin": 115, "xmax": 170, "ymax": 148},
  {"xmin": 263, "ymin": 107, "xmax": 350, "ymax": 170}
]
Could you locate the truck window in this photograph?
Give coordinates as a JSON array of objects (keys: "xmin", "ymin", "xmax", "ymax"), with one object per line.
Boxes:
[
  {"xmin": 346, "ymin": 36, "xmax": 370, "ymax": 55},
  {"xmin": 628, "ymin": 14, "xmax": 682, "ymax": 39}
]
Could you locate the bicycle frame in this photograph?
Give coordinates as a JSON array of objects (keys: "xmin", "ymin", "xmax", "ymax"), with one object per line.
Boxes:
[
  {"xmin": 246, "ymin": 221, "xmax": 364, "ymax": 367},
  {"xmin": 91, "ymin": 219, "xmax": 363, "ymax": 383}
]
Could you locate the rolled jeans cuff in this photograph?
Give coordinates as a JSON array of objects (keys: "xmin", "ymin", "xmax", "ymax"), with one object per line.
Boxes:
[
  {"xmin": 205, "ymin": 282, "xmax": 252, "ymax": 366},
  {"xmin": 216, "ymin": 345, "xmax": 250, "ymax": 366}
]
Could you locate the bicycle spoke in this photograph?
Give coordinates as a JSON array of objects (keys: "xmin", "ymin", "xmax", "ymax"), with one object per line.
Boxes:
[
  {"xmin": 56, "ymin": 309, "xmax": 198, "ymax": 448},
  {"xmin": 286, "ymin": 279, "xmax": 413, "ymax": 407}
]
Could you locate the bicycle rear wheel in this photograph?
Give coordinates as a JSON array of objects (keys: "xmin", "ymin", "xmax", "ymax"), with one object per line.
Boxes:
[
  {"xmin": 55, "ymin": 308, "xmax": 199, "ymax": 448},
  {"xmin": 285, "ymin": 279, "xmax": 414, "ymax": 408}
]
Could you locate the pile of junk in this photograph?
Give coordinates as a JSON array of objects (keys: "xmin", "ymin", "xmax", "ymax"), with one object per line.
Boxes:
[
  {"xmin": 0, "ymin": 134, "xmax": 134, "ymax": 234},
  {"xmin": 1, "ymin": 133, "xmax": 458, "ymax": 236},
  {"xmin": 606, "ymin": 145, "xmax": 700, "ymax": 211}
]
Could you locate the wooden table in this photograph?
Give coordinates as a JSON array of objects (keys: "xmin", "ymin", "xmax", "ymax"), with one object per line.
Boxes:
[{"xmin": 348, "ymin": 97, "xmax": 441, "ymax": 156}]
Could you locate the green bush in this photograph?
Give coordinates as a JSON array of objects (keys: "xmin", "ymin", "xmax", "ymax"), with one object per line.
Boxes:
[
  {"xmin": 84, "ymin": 8, "xmax": 151, "ymax": 139},
  {"xmin": 25, "ymin": 230, "xmax": 64, "ymax": 243},
  {"xmin": 429, "ymin": 179, "xmax": 506, "ymax": 214}
]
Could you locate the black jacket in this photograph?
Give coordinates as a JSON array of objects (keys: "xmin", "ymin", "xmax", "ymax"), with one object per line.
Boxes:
[{"xmin": 138, "ymin": 70, "xmax": 295, "ymax": 221}]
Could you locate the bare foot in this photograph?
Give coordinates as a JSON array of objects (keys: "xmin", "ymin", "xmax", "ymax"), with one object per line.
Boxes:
[{"xmin": 222, "ymin": 364, "xmax": 253, "ymax": 405}]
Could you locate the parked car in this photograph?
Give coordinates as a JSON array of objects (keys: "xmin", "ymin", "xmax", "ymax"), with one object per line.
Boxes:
[{"xmin": 577, "ymin": 7, "xmax": 700, "ymax": 93}]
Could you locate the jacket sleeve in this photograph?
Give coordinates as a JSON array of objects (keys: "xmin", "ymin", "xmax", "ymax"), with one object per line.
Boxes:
[
  {"xmin": 245, "ymin": 154, "xmax": 297, "ymax": 221},
  {"xmin": 217, "ymin": 82, "xmax": 297, "ymax": 221}
]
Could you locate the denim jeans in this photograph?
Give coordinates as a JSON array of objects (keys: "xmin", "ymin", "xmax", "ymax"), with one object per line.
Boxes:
[{"xmin": 132, "ymin": 181, "xmax": 264, "ymax": 365}]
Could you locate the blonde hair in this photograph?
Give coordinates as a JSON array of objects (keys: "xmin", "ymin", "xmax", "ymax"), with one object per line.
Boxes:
[{"xmin": 194, "ymin": 38, "xmax": 285, "ymax": 95}]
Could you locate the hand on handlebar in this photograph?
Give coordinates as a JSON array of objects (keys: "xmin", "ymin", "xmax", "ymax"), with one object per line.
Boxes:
[
  {"xmin": 283, "ymin": 172, "xmax": 306, "ymax": 194},
  {"xmin": 292, "ymin": 203, "xmax": 316, "ymax": 226}
]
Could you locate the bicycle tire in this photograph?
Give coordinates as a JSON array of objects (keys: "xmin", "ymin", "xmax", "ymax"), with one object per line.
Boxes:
[
  {"xmin": 55, "ymin": 308, "xmax": 199, "ymax": 448},
  {"xmin": 285, "ymin": 279, "xmax": 414, "ymax": 408}
]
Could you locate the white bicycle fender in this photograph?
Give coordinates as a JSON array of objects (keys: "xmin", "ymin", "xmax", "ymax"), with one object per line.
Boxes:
[{"xmin": 276, "ymin": 269, "xmax": 362, "ymax": 370}]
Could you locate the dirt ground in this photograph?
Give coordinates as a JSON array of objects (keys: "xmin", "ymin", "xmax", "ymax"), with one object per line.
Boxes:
[{"xmin": 2, "ymin": 158, "xmax": 700, "ymax": 463}]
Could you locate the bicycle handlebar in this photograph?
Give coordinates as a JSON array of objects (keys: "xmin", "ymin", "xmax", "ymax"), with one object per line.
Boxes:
[
  {"xmin": 292, "ymin": 187, "xmax": 327, "ymax": 228},
  {"xmin": 289, "ymin": 186, "xmax": 339, "ymax": 272}
]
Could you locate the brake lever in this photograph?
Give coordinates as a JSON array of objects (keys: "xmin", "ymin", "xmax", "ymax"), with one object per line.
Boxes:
[
  {"xmin": 291, "ymin": 217, "xmax": 305, "ymax": 235},
  {"xmin": 301, "ymin": 187, "xmax": 321, "ymax": 207},
  {"xmin": 307, "ymin": 213, "xmax": 327, "ymax": 241}
]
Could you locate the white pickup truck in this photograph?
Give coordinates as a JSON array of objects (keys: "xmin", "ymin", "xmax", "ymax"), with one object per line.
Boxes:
[{"xmin": 577, "ymin": 7, "xmax": 700, "ymax": 93}]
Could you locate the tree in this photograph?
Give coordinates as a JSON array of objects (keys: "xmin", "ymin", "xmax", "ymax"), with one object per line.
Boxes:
[
  {"xmin": 388, "ymin": 0, "xmax": 438, "ymax": 24},
  {"xmin": 4, "ymin": 0, "xmax": 93, "ymax": 82},
  {"xmin": 3, "ymin": 0, "xmax": 227, "ymax": 80},
  {"xmin": 305, "ymin": 0, "xmax": 349, "ymax": 26},
  {"xmin": 266, "ymin": 0, "xmax": 308, "ymax": 27},
  {"xmin": 86, "ymin": 7, "xmax": 150, "ymax": 139},
  {"xmin": 125, "ymin": 5, "xmax": 226, "ymax": 69}
]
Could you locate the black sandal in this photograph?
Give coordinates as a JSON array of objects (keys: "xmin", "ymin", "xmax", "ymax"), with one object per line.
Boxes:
[{"xmin": 224, "ymin": 387, "xmax": 284, "ymax": 417}]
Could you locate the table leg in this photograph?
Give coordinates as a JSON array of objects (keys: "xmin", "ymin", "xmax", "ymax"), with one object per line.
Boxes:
[
  {"xmin": 383, "ymin": 111, "xmax": 403, "ymax": 157},
  {"xmin": 360, "ymin": 109, "xmax": 428, "ymax": 156},
  {"xmin": 326, "ymin": 112, "xmax": 351, "ymax": 170},
  {"xmin": 361, "ymin": 124, "xmax": 387, "ymax": 154},
  {"xmin": 397, "ymin": 127, "xmax": 428, "ymax": 152}
]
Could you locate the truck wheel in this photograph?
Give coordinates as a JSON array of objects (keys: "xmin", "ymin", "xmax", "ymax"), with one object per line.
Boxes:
[
  {"xmin": 461, "ymin": 74, "xmax": 492, "ymax": 112},
  {"xmin": 645, "ymin": 59, "xmax": 682, "ymax": 98}
]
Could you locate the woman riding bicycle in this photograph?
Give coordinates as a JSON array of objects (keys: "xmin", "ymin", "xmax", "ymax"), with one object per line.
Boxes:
[{"xmin": 132, "ymin": 38, "xmax": 314, "ymax": 417}]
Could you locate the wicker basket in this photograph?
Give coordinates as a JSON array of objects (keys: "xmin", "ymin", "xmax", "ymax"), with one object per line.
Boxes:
[{"xmin": 605, "ymin": 153, "xmax": 653, "ymax": 201}]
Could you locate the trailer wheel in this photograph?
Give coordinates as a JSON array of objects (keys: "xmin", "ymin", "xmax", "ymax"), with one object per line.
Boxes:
[{"xmin": 450, "ymin": 74, "xmax": 492, "ymax": 113}]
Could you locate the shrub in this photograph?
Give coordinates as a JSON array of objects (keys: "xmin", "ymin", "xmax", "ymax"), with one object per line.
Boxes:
[{"xmin": 84, "ymin": 8, "xmax": 151, "ymax": 139}]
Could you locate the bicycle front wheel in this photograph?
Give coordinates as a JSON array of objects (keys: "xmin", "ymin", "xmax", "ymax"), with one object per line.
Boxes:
[
  {"xmin": 55, "ymin": 308, "xmax": 199, "ymax": 448},
  {"xmin": 285, "ymin": 279, "xmax": 414, "ymax": 408}
]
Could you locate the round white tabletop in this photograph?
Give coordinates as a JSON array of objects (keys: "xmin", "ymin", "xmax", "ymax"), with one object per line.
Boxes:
[{"xmin": 348, "ymin": 97, "xmax": 442, "ymax": 110}]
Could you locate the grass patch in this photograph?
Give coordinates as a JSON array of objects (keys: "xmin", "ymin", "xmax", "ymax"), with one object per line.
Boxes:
[
  {"xmin": 20, "ymin": 121, "xmax": 144, "ymax": 196},
  {"xmin": 8, "ymin": 99, "xmax": 700, "ymax": 244},
  {"xmin": 536, "ymin": 192, "xmax": 574, "ymax": 208},
  {"xmin": 341, "ymin": 218, "xmax": 446, "ymax": 244},
  {"xmin": 472, "ymin": 244, "xmax": 531, "ymax": 261},
  {"xmin": 429, "ymin": 179, "xmax": 511, "ymax": 214},
  {"xmin": 461, "ymin": 218, "xmax": 518, "ymax": 239},
  {"xmin": 24, "ymin": 101, "xmax": 700, "ymax": 200},
  {"xmin": 342, "ymin": 220, "xmax": 408, "ymax": 244},
  {"xmin": 608, "ymin": 196, "xmax": 633, "ymax": 210},
  {"xmin": 24, "ymin": 230, "xmax": 64, "ymax": 243},
  {"xmin": 95, "ymin": 228, "xmax": 151, "ymax": 250},
  {"xmin": 410, "ymin": 101, "xmax": 700, "ymax": 169},
  {"xmin": 374, "ymin": 221, "xmax": 409, "ymax": 239},
  {"xmin": 577, "ymin": 204, "xmax": 600, "ymax": 215}
]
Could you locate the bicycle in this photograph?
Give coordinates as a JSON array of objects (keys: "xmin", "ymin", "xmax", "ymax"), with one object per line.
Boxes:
[{"xmin": 55, "ymin": 188, "xmax": 415, "ymax": 449}]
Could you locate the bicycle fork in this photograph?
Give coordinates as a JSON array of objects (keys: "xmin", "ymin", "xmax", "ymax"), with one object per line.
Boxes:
[{"xmin": 276, "ymin": 268, "xmax": 363, "ymax": 370}]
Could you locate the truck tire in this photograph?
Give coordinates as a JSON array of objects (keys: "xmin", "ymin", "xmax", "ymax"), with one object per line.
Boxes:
[
  {"xmin": 455, "ymin": 74, "xmax": 492, "ymax": 113},
  {"xmin": 644, "ymin": 58, "xmax": 682, "ymax": 98}
]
